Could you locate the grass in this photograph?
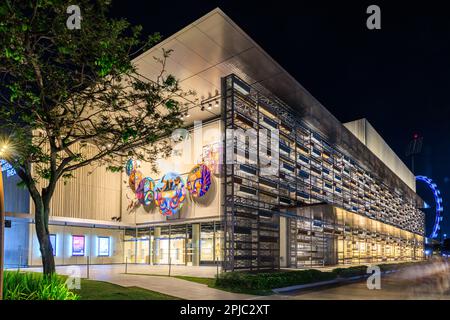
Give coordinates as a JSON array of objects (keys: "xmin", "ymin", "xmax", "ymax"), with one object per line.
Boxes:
[
  {"xmin": 174, "ymin": 276, "xmax": 215, "ymax": 286},
  {"xmin": 73, "ymin": 279, "xmax": 182, "ymax": 300},
  {"xmin": 214, "ymin": 269, "xmax": 338, "ymax": 295},
  {"xmin": 3, "ymin": 271, "xmax": 79, "ymax": 300},
  {"xmin": 3, "ymin": 271, "xmax": 180, "ymax": 300}
]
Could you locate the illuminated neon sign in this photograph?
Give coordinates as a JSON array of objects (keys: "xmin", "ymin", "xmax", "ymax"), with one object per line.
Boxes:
[{"xmin": 0, "ymin": 159, "xmax": 17, "ymax": 177}]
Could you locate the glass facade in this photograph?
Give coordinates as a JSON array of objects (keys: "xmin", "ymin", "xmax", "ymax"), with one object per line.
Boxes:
[
  {"xmin": 3, "ymin": 222, "xmax": 125, "ymax": 268},
  {"xmin": 122, "ymin": 221, "xmax": 223, "ymax": 266},
  {"xmin": 282, "ymin": 205, "xmax": 424, "ymax": 268},
  {"xmin": 5, "ymin": 219, "xmax": 222, "ymax": 268}
]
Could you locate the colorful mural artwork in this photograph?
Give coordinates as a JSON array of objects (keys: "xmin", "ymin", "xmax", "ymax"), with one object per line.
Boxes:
[
  {"xmin": 128, "ymin": 170, "xmax": 143, "ymax": 192},
  {"xmin": 125, "ymin": 159, "xmax": 137, "ymax": 176},
  {"xmin": 187, "ymin": 164, "xmax": 211, "ymax": 197},
  {"xmin": 202, "ymin": 143, "xmax": 220, "ymax": 174},
  {"xmin": 135, "ymin": 177, "xmax": 155, "ymax": 206},
  {"xmin": 124, "ymin": 158, "xmax": 196, "ymax": 215},
  {"xmin": 125, "ymin": 158, "xmax": 147, "ymax": 209},
  {"xmin": 154, "ymin": 172, "xmax": 186, "ymax": 216}
]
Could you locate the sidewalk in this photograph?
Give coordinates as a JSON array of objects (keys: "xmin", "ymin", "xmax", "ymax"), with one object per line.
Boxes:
[
  {"xmin": 17, "ymin": 264, "xmax": 256, "ymax": 300},
  {"xmin": 101, "ymin": 273, "xmax": 255, "ymax": 300}
]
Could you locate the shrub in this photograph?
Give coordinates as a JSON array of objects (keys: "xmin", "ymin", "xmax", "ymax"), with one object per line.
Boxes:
[
  {"xmin": 3, "ymin": 271, "xmax": 79, "ymax": 300},
  {"xmin": 215, "ymin": 269, "xmax": 337, "ymax": 291},
  {"xmin": 214, "ymin": 261, "xmax": 428, "ymax": 294},
  {"xmin": 332, "ymin": 265, "xmax": 368, "ymax": 278}
]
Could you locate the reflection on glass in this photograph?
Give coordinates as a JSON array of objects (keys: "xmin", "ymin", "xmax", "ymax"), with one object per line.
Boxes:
[
  {"xmin": 154, "ymin": 238, "xmax": 185, "ymax": 264},
  {"xmin": 201, "ymin": 222, "xmax": 214, "ymax": 262},
  {"xmin": 49, "ymin": 234, "xmax": 56, "ymax": 256}
]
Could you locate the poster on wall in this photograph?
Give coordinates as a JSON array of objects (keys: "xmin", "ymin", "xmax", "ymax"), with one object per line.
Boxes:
[
  {"xmin": 49, "ymin": 234, "xmax": 56, "ymax": 256},
  {"xmin": 72, "ymin": 235, "xmax": 85, "ymax": 256},
  {"xmin": 98, "ymin": 237, "xmax": 110, "ymax": 257}
]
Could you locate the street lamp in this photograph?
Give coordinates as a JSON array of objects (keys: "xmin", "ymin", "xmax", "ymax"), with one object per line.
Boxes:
[{"xmin": 0, "ymin": 142, "xmax": 10, "ymax": 300}]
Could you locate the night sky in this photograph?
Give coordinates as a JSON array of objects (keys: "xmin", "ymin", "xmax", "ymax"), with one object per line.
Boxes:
[{"xmin": 110, "ymin": 0, "xmax": 450, "ymax": 236}]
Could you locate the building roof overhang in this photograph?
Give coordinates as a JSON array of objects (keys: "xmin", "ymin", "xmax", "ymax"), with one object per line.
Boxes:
[
  {"xmin": 133, "ymin": 8, "xmax": 421, "ymax": 202},
  {"xmin": 132, "ymin": 8, "xmax": 337, "ymax": 128}
]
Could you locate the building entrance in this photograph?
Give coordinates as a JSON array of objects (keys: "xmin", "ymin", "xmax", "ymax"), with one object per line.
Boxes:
[{"xmin": 154, "ymin": 237, "xmax": 186, "ymax": 265}]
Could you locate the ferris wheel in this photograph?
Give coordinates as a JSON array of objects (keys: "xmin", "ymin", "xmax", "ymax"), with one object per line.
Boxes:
[{"xmin": 416, "ymin": 176, "xmax": 443, "ymax": 239}]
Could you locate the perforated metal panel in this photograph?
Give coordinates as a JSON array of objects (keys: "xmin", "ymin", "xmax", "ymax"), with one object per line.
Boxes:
[{"xmin": 221, "ymin": 74, "xmax": 424, "ymax": 271}]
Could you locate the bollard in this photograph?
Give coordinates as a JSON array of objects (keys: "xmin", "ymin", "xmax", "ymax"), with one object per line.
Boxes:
[
  {"xmin": 168, "ymin": 257, "xmax": 171, "ymax": 277},
  {"xmin": 86, "ymin": 256, "xmax": 90, "ymax": 279},
  {"xmin": 18, "ymin": 253, "xmax": 22, "ymax": 272},
  {"xmin": 125, "ymin": 257, "xmax": 128, "ymax": 274}
]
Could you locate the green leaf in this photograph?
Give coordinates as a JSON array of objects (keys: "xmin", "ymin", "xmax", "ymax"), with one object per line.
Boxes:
[
  {"xmin": 58, "ymin": 47, "xmax": 70, "ymax": 54},
  {"xmin": 165, "ymin": 99, "xmax": 177, "ymax": 110},
  {"xmin": 106, "ymin": 165, "xmax": 122, "ymax": 173}
]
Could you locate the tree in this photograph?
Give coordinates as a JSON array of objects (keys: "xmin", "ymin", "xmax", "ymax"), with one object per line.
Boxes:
[{"xmin": 0, "ymin": 0, "xmax": 191, "ymax": 275}]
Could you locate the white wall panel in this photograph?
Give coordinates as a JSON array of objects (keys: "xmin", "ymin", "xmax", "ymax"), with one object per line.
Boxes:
[
  {"xmin": 31, "ymin": 143, "xmax": 122, "ymax": 221},
  {"xmin": 344, "ymin": 118, "xmax": 416, "ymax": 191}
]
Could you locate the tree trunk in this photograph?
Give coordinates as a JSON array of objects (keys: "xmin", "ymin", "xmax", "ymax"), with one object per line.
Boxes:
[
  {"xmin": 16, "ymin": 167, "xmax": 57, "ymax": 276},
  {"xmin": 34, "ymin": 200, "xmax": 55, "ymax": 276}
]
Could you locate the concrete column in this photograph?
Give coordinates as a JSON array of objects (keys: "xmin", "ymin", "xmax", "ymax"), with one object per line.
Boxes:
[
  {"xmin": 153, "ymin": 227, "xmax": 161, "ymax": 264},
  {"xmin": 192, "ymin": 224, "xmax": 200, "ymax": 266},
  {"xmin": 149, "ymin": 228, "xmax": 153, "ymax": 265}
]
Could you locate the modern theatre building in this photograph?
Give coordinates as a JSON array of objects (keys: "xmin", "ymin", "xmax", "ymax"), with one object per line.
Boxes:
[{"xmin": 3, "ymin": 8, "xmax": 424, "ymax": 271}]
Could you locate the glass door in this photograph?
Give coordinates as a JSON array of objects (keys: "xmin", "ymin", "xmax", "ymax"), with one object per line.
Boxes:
[
  {"xmin": 170, "ymin": 238, "xmax": 185, "ymax": 265},
  {"xmin": 136, "ymin": 239, "xmax": 150, "ymax": 264},
  {"xmin": 154, "ymin": 238, "xmax": 185, "ymax": 265},
  {"xmin": 200, "ymin": 223, "xmax": 215, "ymax": 264},
  {"xmin": 124, "ymin": 240, "xmax": 136, "ymax": 263},
  {"xmin": 154, "ymin": 238, "xmax": 168, "ymax": 264}
]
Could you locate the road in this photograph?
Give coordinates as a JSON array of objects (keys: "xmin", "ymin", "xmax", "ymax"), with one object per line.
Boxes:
[{"xmin": 270, "ymin": 259, "xmax": 450, "ymax": 300}]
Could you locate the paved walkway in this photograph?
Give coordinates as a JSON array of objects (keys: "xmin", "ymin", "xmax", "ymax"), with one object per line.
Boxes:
[
  {"xmin": 17, "ymin": 264, "xmax": 256, "ymax": 300},
  {"xmin": 14, "ymin": 261, "xmax": 419, "ymax": 300}
]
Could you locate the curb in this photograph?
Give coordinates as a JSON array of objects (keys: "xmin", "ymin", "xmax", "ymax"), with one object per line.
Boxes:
[
  {"xmin": 272, "ymin": 278, "xmax": 343, "ymax": 294},
  {"xmin": 272, "ymin": 270, "xmax": 397, "ymax": 294}
]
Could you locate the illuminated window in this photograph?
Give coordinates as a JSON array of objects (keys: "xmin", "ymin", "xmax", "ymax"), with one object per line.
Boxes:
[
  {"xmin": 98, "ymin": 237, "xmax": 110, "ymax": 257},
  {"xmin": 72, "ymin": 235, "xmax": 85, "ymax": 256}
]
